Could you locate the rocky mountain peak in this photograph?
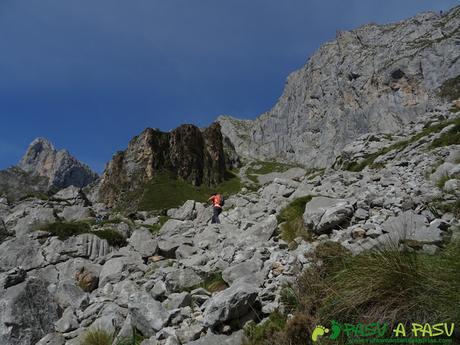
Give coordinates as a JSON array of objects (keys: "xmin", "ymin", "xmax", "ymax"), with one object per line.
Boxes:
[
  {"xmin": 98, "ymin": 122, "xmax": 228, "ymax": 209},
  {"xmin": 17, "ymin": 137, "xmax": 98, "ymax": 189},
  {"xmin": 22, "ymin": 137, "xmax": 55, "ymax": 159}
]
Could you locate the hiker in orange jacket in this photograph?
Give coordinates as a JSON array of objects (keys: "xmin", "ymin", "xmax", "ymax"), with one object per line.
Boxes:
[{"xmin": 208, "ymin": 193, "xmax": 223, "ymax": 224}]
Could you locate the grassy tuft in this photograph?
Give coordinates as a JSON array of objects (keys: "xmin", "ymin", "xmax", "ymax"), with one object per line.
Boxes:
[
  {"xmin": 436, "ymin": 173, "xmax": 451, "ymax": 189},
  {"xmin": 344, "ymin": 118, "xmax": 460, "ymax": 172},
  {"xmin": 244, "ymin": 311, "xmax": 286, "ymax": 345},
  {"xmin": 247, "ymin": 240, "xmax": 460, "ymax": 345},
  {"xmin": 144, "ymin": 215, "xmax": 170, "ymax": 234},
  {"xmin": 92, "ymin": 229, "xmax": 127, "ymax": 247},
  {"xmin": 81, "ymin": 328, "xmax": 113, "ymax": 345},
  {"xmin": 189, "ymin": 272, "xmax": 228, "ymax": 293},
  {"xmin": 138, "ymin": 171, "xmax": 241, "ymax": 211},
  {"xmin": 277, "ymin": 196, "xmax": 314, "ymax": 244},
  {"xmin": 247, "ymin": 161, "xmax": 297, "ymax": 175},
  {"xmin": 429, "ymin": 122, "xmax": 460, "ymax": 149},
  {"xmin": 439, "ymin": 74, "xmax": 460, "ymax": 101},
  {"xmin": 246, "ymin": 161, "xmax": 298, "ymax": 185},
  {"xmin": 40, "ymin": 221, "xmax": 127, "ymax": 247},
  {"xmin": 429, "ymin": 198, "xmax": 460, "ymax": 218}
]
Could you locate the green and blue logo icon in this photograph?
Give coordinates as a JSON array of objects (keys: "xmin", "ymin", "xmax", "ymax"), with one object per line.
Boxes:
[{"xmin": 311, "ymin": 321, "xmax": 455, "ymax": 344}]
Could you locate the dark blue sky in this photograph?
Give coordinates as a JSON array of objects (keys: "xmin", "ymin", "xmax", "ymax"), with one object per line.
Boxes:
[{"xmin": 0, "ymin": 1, "xmax": 458, "ymax": 173}]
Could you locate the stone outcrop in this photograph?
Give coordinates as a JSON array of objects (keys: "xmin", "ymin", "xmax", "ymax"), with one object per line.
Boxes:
[
  {"xmin": 0, "ymin": 138, "xmax": 98, "ymax": 202},
  {"xmin": 0, "ymin": 167, "xmax": 49, "ymax": 202},
  {"xmin": 18, "ymin": 137, "xmax": 98, "ymax": 189},
  {"xmin": 99, "ymin": 123, "xmax": 227, "ymax": 208},
  {"xmin": 0, "ymin": 277, "xmax": 60, "ymax": 345},
  {"xmin": 219, "ymin": 6, "xmax": 460, "ymax": 168}
]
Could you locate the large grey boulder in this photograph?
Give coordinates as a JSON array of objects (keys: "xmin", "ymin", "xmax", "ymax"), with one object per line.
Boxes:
[
  {"xmin": 168, "ymin": 200, "xmax": 196, "ymax": 221},
  {"xmin": 99, "ymin": 257, "xmax": 128, "ymax": 287},
  {"xmin": 0, "ymin": 237, "xmax": 46, "ymax": 271},
  {"xmin": 203, "ymin": 282, "xmax": 260, "ymax": 329},
  {"xmin": 52, "ymin": 186, "xmax": 83, "ymax": 201},
  {"xmin": 222, "ymin": 259, "xmax": 263, "ymax": 286},
  {"xmin": 165, "ymin": 268, "xmax": 203, "ymax": 292},
  {"xmin": 381, "ymin": 211, "xmax": 447, "ymax": 245},
  {"xmin": 1, "ymin": 267, "xmax": 27, "ymax": 289},
  {"xmin": 115, "ymin": 280, "xmax": 169, "ymax": 337},
  {"xmin": 43, "ymin": 233, "xmax": 111, "ymax": 263},
  {"xmin": 246, "ymin": 215, "xmax": 278, "ymax": 243},
  {"xmin": 90, "ymin": 303, "xmax": 126, "ymax": 336},
  {"xmin": 0, "ymin": 278, "xmax": 60, "ymax": 345},
  {"xmin": 60, "ymin": 205, "xmax": 93, "ymax": 222},
  {"xmin": 160, "ymin": 219, "xmax": 194, "ymax": 235},
  {"xmin": 52, "ymin": 186, "xmax": 89, "ymax": 206},
  {"xmin": 54, "ymin": 307, "xmax": 79, "ymax": 333},
  {"xmin": 11, "ymin": 206, "xmax": 56, "ymax": 236},
  {"xmin": 54, "ymin": 280, "xmax": 89, "ymax": 310},
  {"xmin": 303, "ymin": 197, "xmax": 354, "ymax": 234},
  {"xmin": 129, "ymin": 229, "xmax": 158, "ymax": 257},
  {"xmin": 99, "ymin": 251, "xmax": 145, "ymax": 287}
]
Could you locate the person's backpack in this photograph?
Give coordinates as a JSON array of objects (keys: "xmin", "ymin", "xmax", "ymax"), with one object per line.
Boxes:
[{"xmin": 218, "ymin": 194, "xmax": 225, "ymax": 207}]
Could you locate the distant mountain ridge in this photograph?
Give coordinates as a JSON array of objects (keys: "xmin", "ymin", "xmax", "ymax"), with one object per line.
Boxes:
[
  {"xmin": 98, "ymin": 122, "xmax": 228, "ymax": 209},
  {"xmin": 0, "ymin": 137, "xmax": 98, "ymax": 201},
  {"xmin": 218, "ymin": 5, "xmax": 460, "ymax": 168}
]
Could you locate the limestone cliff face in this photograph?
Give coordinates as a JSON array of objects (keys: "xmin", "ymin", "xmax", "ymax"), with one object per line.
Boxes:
[
  {"xmin": 99, "ymin": 123, "xmax": 227, "ymax": 208},
  {"xmin": 219, "ymin": 6, "xmax": 460, "ymax": 168},
  {"xmin": 18, "ymin": 138, "xmax": 98, "ymax": 189}
]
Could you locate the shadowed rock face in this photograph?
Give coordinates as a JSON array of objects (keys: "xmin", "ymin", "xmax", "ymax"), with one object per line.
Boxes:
[
  {"xmin": 219, "ymin": 6, "xmax": 460, "ymax": 168},
  {"xmin": 18, "ymin": 137, "xmax": 98, "ymax": 189},
  {"xmin": 99, "ymin": 122, "xmax": 227, "ymax": 208}
]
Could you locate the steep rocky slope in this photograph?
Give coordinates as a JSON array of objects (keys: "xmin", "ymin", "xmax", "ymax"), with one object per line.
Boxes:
[
  {"xmin": 219, "ymin": 6, "xmax": 460, "ymax": 168},
  {"xmin": 98, "ymin": 123, "xmax": 227, "ymax": 209},
  {"xmin": 0, "ymin": 107, "xmax": 458, "ymax": 345},
  {"xmin": 0, "ymin": 6, "xmax": 459, "ymax": 345}
]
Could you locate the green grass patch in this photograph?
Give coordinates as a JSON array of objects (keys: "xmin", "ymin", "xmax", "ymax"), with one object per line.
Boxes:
[
  {"xmin": 138, "ymin": 170, "xmax": 241, "ymax": 211},
  {"xmin": 40, "ymin": 221, "xmax": 127, "ymax": 247},
  {"xmin": 247, "ymin": 161, "xmax": 297, "ymax": 176},
  {"xmin": 247, "ymin": 174, "xmax": 260, "ymax": 184},
  {"xmin": 429, "ymin": 122, "xmax": 460, "ymax": 149},
  {"xmin": 244, "ymin": 311, "xmax": 287, "ymax": 345},
  {"xmin": 247, "ymin": 240, "xmax": 460, "ymax": 345},
  {"xmin": 92, "ymin": 229, "xmax": 127, "ymax": 247},
  {"xmin": 439, "ymin": 74, "xmax": 460, "ymax": 101},
  {"xmin": 189, "ymin": 272, "xmax": 228, "ymax": 293},
  {"xmin": 145, "ymin": 215, "xmax": 170, "ymax": 234},
  {"xmin": 277, "ymin": 196, "xmax": 314, "ymax": 244},
  {"xmin": 436, "ymin": 173, "xmax": 451, "ymax": 189},
  {"xmin": 344, "ymin": 118, "xmax": 460, "ymax": 172},
  {"xmin": 429, "ymin": 198, "xmax": 460, "ymax": 218},
  {"xmin": 81, "ymin": 328, "xmax": 113, "ymax": 345},
  {"xmin": 450, "ymin": 105, "xmax": 460, "ymax": 113}
]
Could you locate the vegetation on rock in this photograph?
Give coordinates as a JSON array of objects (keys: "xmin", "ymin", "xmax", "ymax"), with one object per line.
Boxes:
[
  {"xmin": 245, "ymin": 240, "xmax": 460, "ymax": 345},
  {"xmin": 277, "ymin": 196, "xmax": 313, "ymax": 244},
  {"xmin": 344, "ymin": 117, "xmax": 460, "ymax": 172},
  {"xmin": 40, "ymin": 221, "xmax": 127, "ymax": 247}
]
